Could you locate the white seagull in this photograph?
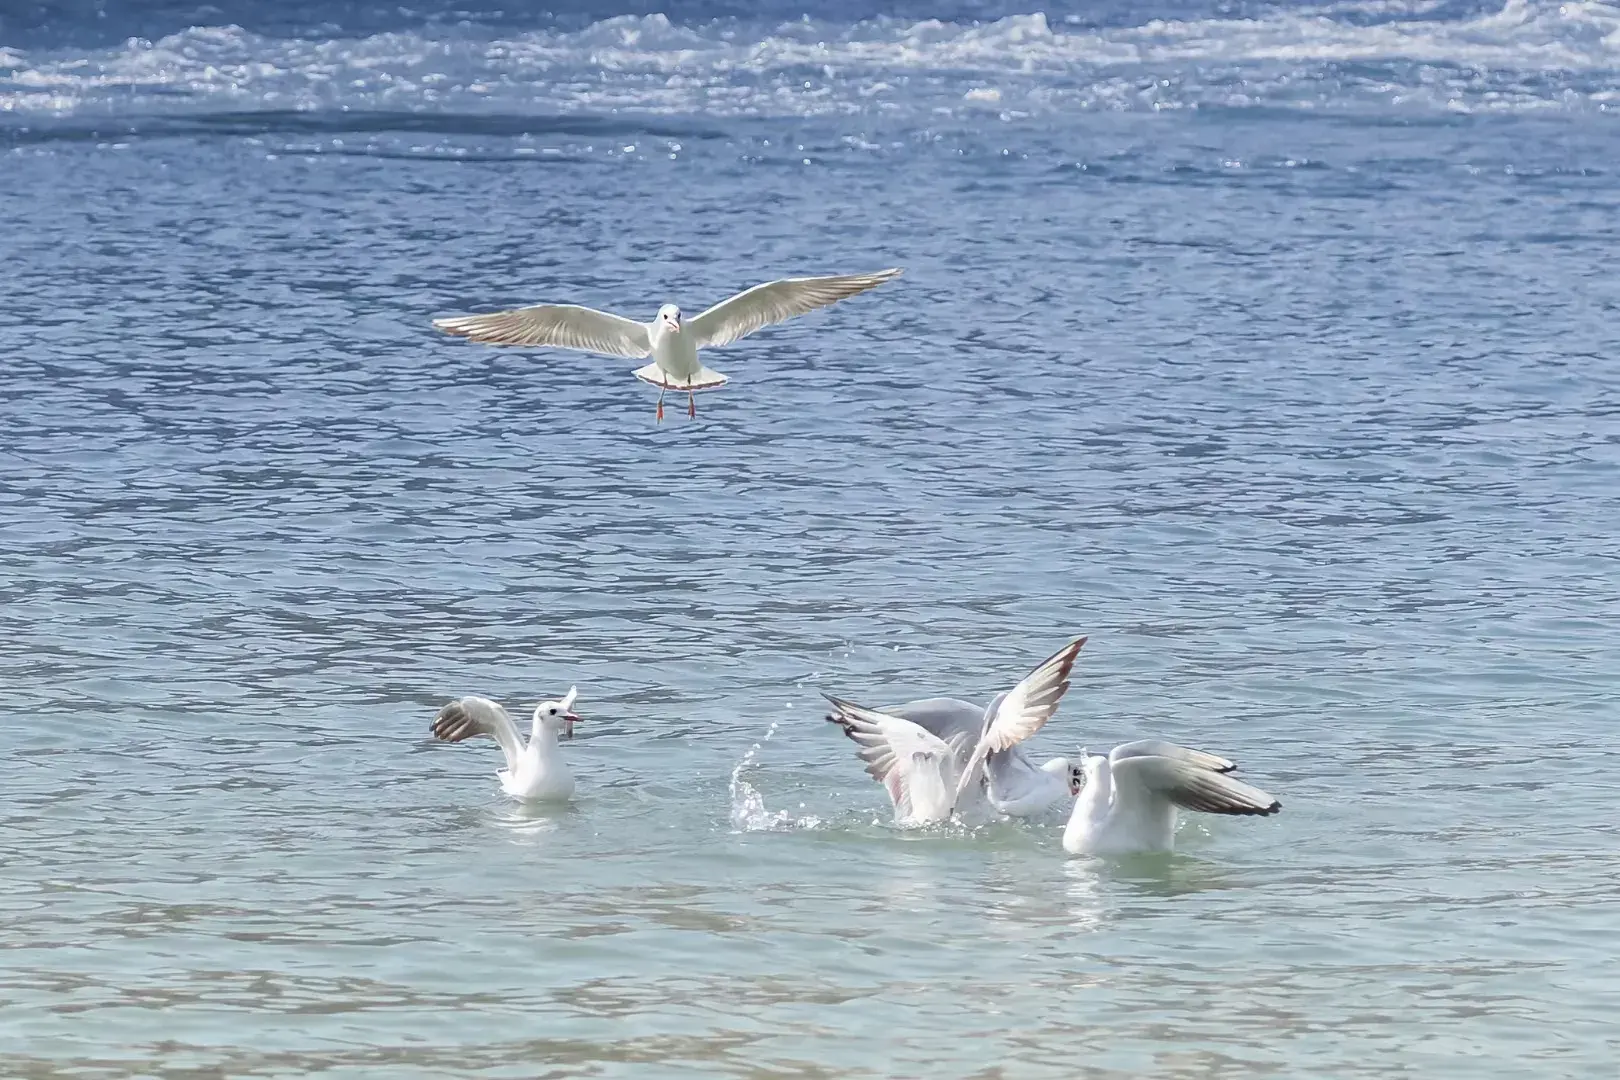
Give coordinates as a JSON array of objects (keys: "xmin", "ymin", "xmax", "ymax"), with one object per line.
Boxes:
[
  {"xmin": 823, "ymin": 637, "xmax": 1087, "ymax": 827},
  {"xmin": 875, "ymin": 696, "xmax": 1084, "ymax": 818},
  {"xmin": 430, "ymin": 688, "xmax": 580, "ymax": 802},
  {"xmin": 432, "ymin": 268, "xmax": 903, "ymax": 421},
  {"xmin": 1062, "ymin": 741, "xmax": 1281, "ymax": 855}
]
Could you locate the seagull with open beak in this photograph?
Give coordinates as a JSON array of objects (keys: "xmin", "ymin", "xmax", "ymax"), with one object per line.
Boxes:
[{"xmin": 430, "ymin": 687, "xmax": 581, "ymax": 802}]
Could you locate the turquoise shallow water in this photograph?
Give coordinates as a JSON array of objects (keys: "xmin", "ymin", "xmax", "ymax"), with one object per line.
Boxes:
[{"xmin": 5, "ymin": 2, "xmax": 1620, "ymax": 1076}]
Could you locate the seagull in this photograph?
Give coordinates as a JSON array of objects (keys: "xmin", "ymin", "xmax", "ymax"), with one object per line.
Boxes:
[
  {"xmin": 430, "ymin": 688, "xmax": 580, "ymax": 802},
  {"xmin": 1062, "ymin": 741, "xmax": 1281, "ymax": 855},
  {"xmin": 823, "ymin": 637, "xmax": 1087, "ymax": 826},
  {"xmin": 432, "ymin": 268, "xmax": 904, "ymax": 422},
  {"xmin": 878, "ymin": 697, "xmax": 1084, "ymax": 818}
]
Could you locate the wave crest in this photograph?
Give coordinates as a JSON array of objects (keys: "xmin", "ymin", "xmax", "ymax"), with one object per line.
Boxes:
[{"xmin": 4, "ymin": 3, "xmax": 1619, "ymax": 119}]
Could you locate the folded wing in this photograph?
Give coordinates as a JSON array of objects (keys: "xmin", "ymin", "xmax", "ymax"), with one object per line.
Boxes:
[
  {"xmin": 688, "ymin": 268, "xmax": 903, "ymax": 349},
  {"xmin": 433, "ymin": 304, "xmax": 652, "ymax": 358}
]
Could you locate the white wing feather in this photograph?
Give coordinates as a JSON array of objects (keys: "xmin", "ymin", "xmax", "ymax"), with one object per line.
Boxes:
[
  {"xmin": 954, "ymin": 637, "xmax": 1087, "ymax": 804},
  {"xmin": 433, "ymin": 304, "xmax": 652, "ymax": 358},
  {"xmin": 1112, "ymin": 755, "xmax": 1281, "ymax": 816},
  {"xmin": 1109, "ymin": 740, "xmax": 1235, "ymax": 773},
  {"xmin": 688, "ymin": 268, "xmax": 903, "ymax": 349},
  {"xmin": 824, "ymin": 695, "xmax": 963, "ymax": 825}
]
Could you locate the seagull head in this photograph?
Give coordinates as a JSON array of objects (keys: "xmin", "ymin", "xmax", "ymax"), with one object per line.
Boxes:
[
  {"xmin": 656, "ymin": 304, "xmax": 682, "ymax": 335},
  {"xmin": 1040, "ymin": 756, "xmax": 1084, "ymax": 796},
  {"xmin": 531, "ymin": 686, "xmax": 581, "ymax": 739}
]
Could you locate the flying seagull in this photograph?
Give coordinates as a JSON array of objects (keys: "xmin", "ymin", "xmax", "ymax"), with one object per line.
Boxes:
[{"xmin": 432, "ymin": 268, "xmax": 904, "ymax": 421}]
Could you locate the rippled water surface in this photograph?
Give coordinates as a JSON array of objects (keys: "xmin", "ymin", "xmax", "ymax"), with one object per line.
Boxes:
[{"xmin": 4, "ymin": 1, "xmax": 1620, "ymax": 1076}]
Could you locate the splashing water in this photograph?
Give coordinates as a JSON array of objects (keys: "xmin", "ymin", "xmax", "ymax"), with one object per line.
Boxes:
[{"xmin": 729, "ymin": 720, "xmax": 823, "ymax": 832}]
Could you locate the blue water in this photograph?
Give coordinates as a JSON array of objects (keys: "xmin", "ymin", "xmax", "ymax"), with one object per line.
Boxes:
[{"xmin": 4, "ymin": 1, "xmax": 1620, "ymax": 1076}]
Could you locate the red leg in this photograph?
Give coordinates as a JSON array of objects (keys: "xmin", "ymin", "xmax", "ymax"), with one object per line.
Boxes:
[{"xmin": 688, "ymin": 391, "xmax": 696, "ymax": 418}]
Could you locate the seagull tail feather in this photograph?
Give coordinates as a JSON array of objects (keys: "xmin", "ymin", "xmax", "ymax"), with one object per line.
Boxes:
[{"xmin": 632, "ymin": 363, "xmax": 729, "ymax": 391}]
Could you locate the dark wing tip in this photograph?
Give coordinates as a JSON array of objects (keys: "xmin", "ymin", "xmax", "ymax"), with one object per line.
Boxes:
[
  {"xmin": 1034, "ymin": 635, "xmax": 1089, "ymax": 715},
  {"xmin": 821, "ymin": 695, "xmax": 859, "ymax": 737},
  {"xmin": 1049, "ymin": 634, "xmax": 1087, "ymax": 676},
  {"xmin": 430, "ymin": 702, "xmax": 476, "ymax": 743}
]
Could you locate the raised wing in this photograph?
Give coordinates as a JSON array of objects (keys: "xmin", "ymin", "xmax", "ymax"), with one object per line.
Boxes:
[
  {"xmin": 688, "ymin": 268, "xmax": 902, "ymax": 349},
  {"xmin": 1109, "ymin": 740, "xmax": 1235, "ymax": 774},
  {"xmin": 881, "ymin": 697, "xmax": 984, "ymax": 756},
  {"xmin": 1112, "ymin": 755, "xmax": 1281, "ymax": 816},
  {"xmin": 433, "ymin": 303, "xmax": 651, "ymax": 358},
  {"xmin": 824, "ymin": 694, "xmax": 963, "ymax": 825},
  {"xmin": 431, "ymin": 695, "xmax": 525, "ymax": 773},
  {"xmin": 953, "ymin": 636, "xmax": 1087, "ymax": 804}
]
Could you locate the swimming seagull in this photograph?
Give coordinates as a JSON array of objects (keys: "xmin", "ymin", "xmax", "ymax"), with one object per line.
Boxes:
[
  {"xmin": 430, "ymin": 688, "xmax": 580, "ymax": 802},
  {"xmin": 432, "ymin": 268, "xmax": 904, "ymax": 421},
  {"xmin": 823, "ymin": 637, "xmax": 1087, "ymax": 826},
  {"xmin": 1061, "ymin": 741, "xmax": 1281, "ymax": 855}
]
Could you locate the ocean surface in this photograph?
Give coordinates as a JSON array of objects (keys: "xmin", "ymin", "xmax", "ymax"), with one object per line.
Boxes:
[{"xmin": 4, "ymin": 0, "xmax": 1620, "ymax": 1076}]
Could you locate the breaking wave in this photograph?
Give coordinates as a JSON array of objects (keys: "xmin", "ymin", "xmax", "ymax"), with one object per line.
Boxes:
[{"xmin": 4, "ymin": 2, "xmax": 1619, "ymax": 121}]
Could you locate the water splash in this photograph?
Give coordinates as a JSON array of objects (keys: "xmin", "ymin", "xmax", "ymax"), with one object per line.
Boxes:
[{"xmin": 729, "ymin": 720, "xmax": 823, "ymax": 832}]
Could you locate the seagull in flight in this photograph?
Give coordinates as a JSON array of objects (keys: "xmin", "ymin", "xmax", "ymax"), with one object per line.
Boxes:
[{"xmin": 432, "ymin": 268, "xmax": 903, "ymax": 421}]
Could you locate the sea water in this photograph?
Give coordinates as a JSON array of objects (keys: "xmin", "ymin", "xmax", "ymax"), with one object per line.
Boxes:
[{"xmin": 3, "ymin": 1, "xmax": 1619, "ymax": 1075}]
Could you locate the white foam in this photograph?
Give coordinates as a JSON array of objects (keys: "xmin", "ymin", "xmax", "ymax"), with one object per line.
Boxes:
[{"xmin": 2, "ymin": 3, "xmax": 1618, "ymax": 118}]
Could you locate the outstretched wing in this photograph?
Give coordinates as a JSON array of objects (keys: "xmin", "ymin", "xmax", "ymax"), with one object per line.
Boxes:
[
  {"xmin": 1112, "ymin": 755, "xmax": 1281, "ymax": 816},
  {"xmin": 880, "ymin": 697, "xmax": 984, "ymax": 766},
  {"xmin": 431, "ymin": 695, "xmax": 524, "ymax": 773},
  {"xmin": 953, "ymin": 637, "xmax": 1087, "ymax": 804},
  {"xmin": 824, "ymin": 694, "xmax": 963, "ymax": 825},
  {"xmin": 433, "ymin": 303, "xmax": 652, "ymax": 358},
  {"xmin": 688, "ymin": 268, "xmax": 902, "ymax": 349}
]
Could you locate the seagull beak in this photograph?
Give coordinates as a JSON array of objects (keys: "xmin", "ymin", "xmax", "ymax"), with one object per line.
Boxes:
[{"xmin": 564, "ymin": 711, "xmax": 580, "ymax": 738}]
